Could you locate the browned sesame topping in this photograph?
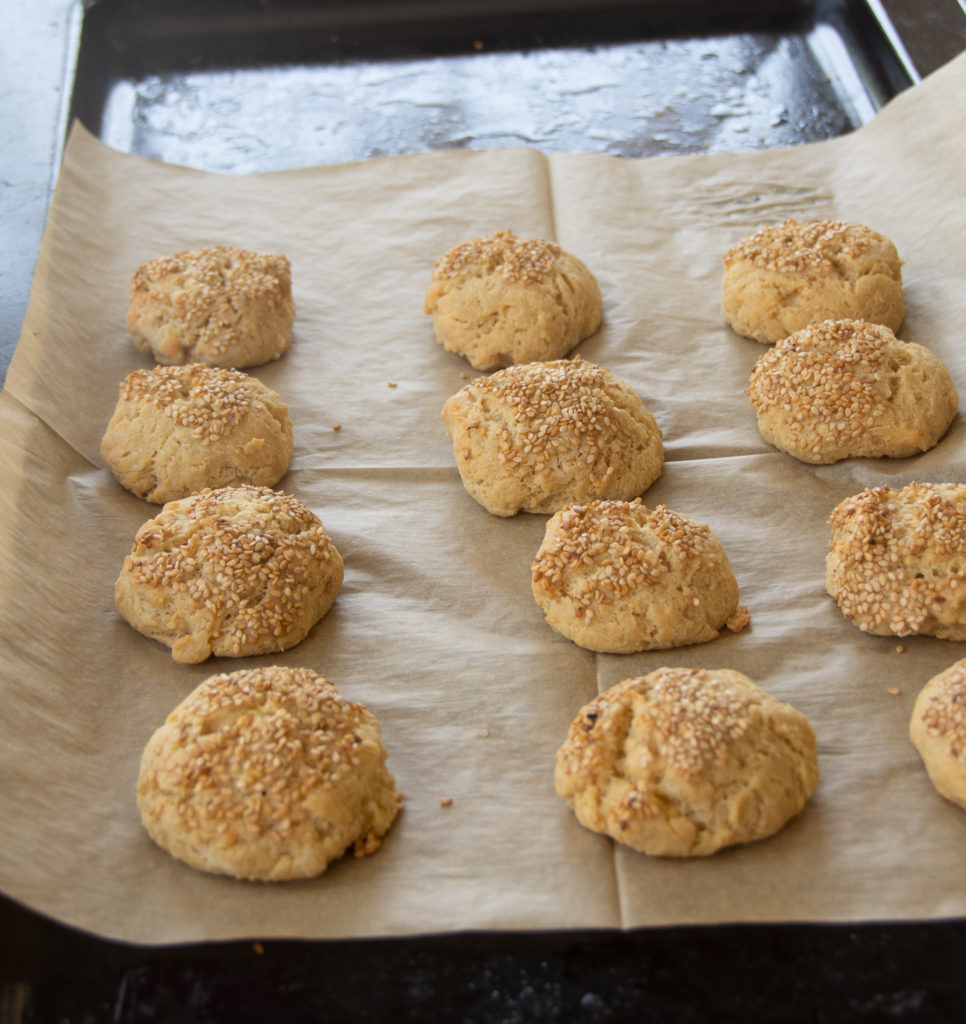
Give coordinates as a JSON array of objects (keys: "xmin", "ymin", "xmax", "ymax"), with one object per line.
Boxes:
[
  {"xmin": 130, "ymin": 246, "xmax": 292, "ymax": 358},
  {"xmin": 117, "ymin": 363, "xmax": 262, "ymax": 444},
  {"xmin": 532, "ymin": 499, "xmax": 711, "ymax": 611},
  {"xmin": 461, "ymin": 356, "xmax": 636, "ymax": 473},
  {"xmin": 724, "ymin": 218, "xmax": 872, "ymax": 274},
  {"xmin": 125, "ymin": 485, "xmax": 335, "ymax": 654},
  {"xmin": 919, "ymin": 662, "xmax": 966, "ymax": 761},
  {"xmin": 828, "ymin": 482, "xmax": 966, "ymax": 636},
  {"xmin": 564, "ymin": 669, "xmax": 756, "ymax": 779},
  {"xmin": 748, "ymin": 318, "xmax": 907, "ymax": 457},
  {"xmin": 432, "ymin": 230, "xmax": 562, "ymax": 285},
  {"xmin": 141, "ymin": 666, "xmax": 381, "ymax": 838}
]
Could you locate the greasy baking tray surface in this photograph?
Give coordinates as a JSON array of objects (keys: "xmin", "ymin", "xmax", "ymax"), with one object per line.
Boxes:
[{"xmin": 69, "ymin": 0, "xmax": 912, "ymax": 173}]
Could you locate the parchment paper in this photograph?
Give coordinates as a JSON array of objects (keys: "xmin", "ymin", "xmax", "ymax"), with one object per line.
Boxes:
[{"xmin": 3, "ymin": 52, "xmax": 966, "ymax": 946}]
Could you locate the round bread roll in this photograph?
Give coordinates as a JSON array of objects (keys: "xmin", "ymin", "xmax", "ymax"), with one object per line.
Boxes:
[
  {"xmin": 531, "ymin": 499, "xmax": 749, "ymax": 652},
  {"xmin": 115, "ymin": 484, "xmax": 343, "ymax": 663},
  {"xmin": 555, "ymin": 668, "xmax": 818, "ymax": 857},
  {"xmin": 101, "ymin": 363, "xmax": 294, "ymax": 503},
  {"xmin": 424, "ymin": 229, "xmax": 602, "ymax": 371},
  {"xmin": 826, "ymin": 482, "xmax": 966, "ymax": 639},
  {"xmin": 126, "ymin": 245, "xmax": 294, "ymax": 368},
  {"xmin": 137, "ymin": 666, "xmax": 402, "ymax": 880},
  {"xmin": 441, "ymin": 356, "xmax": 664, "ymax": 517},
  {"xmin": 747, "ymin": 319, "xmax": 957, "ymax": 464},
  {"xmin": 910, "ymin": 658, "xmax": 966, "ymax": 811},
  {"xmin": 722, "ymin": 218, "xmax": 905, "ymax": 344}
]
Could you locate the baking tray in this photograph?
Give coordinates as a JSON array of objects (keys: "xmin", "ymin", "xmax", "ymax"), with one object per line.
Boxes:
[
  {"xmin": 4, "ymin": 0, "xmax": 966, "ymax": 1021},
  {"xmin": 68, "ymin": 0, "xmax": 914, "ymax": 172}
]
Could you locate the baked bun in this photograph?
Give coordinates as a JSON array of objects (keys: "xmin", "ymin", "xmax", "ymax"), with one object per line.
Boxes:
[
  {"xmin": 826, "ymin": 482, "xmax": 966, "ymax": 639},
  {"xmin": 748, "ymin": 319, "xmax": 957, "ymax": 464},
  {"xmin": 101, "ymin": 363, "xmax": 294, "ymax": 503},
  {"xmin": 126, "ymin": 245, "xmax": 294, "ymax": 367},
  {"xmin": 722, "ymin": 219, "xmax": 905, "ymax": 344},
  {"xmin": 555, "ymin": 668, "xmax": 818, "ymax": 857},
  {"xmin": 441, "ymin": 356, "xmax": 663, "ymax": 516},
  {"xmin": 115, "ymin": 484, "xmax": 343, "ymax": 663},
  {"xmin": 531, "ymin": 499, "xmax": 748, "ymax": 652},
  {"xmin": 424, "ymin": 230, "xmax": 602, "ymax": 370},
  {"xmin": 137, "ymin": 666, "xmax": 402, "ymax": 880},
  {"xmin": 911, "ymin": 658, "xmax": 966, "ymax": 811}
]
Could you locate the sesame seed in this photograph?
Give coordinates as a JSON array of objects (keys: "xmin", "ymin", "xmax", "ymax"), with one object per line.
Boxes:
[
  {"xmin": 449, "ymin": 356, "xmax": 660, "ymax": 488},
  {"xmin": 138, "ymin": 666, "xmax": 397, "ymax": 844},
  {"xmin": 562, "ymin": 669, "xmax": 757, "ymax": 779},
  {"xmin": 827, "ymin": 482, "xmax": 966, "ymax": 637},
  {"xmin": 724, "ymin": 219, "xmax": 874, "ymax": 275},
  {"xmin": 431, "ymin": 229, "xmax": 562, "ymax": 285},
  {"xmin": 918, "ymin": 661, "xmax": 966, "ymax": 761},
  {"xmin": 130, "ymin": 246, "xmax": 292, "ymax": 359},
  {"xmin": 747, "ymin": 318, "xmax": 946, "ymax": 464},
  {"xmin": 122, "ymin": 484, "xmax": 339, "ymax": 655},
  {"xmin": 532, "ymin": 499, "xmax": 709, "ymax": 608},
  {"xmin": 115, "ymin": 363, "xmax": 267, "ymax": 444}
]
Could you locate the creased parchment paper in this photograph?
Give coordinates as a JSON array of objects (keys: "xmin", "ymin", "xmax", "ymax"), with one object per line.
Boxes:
[{"xmin": 2, "ymin": 52, "xmax": 966, "ymax": 946}]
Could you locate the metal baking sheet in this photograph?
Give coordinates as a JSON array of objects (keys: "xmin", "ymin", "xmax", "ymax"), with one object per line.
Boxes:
[{"xmin": 68, "ymin": 0, "xmax": 913, "ymax": 173}]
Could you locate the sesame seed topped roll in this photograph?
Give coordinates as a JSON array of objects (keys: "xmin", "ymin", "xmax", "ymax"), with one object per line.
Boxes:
[
  {"xmin": 826, "ymin": 482, "xmax": 966, "ymax": 639},
  {"xmin": 747, "ymin": 319, "xmax": 957, "ymax": 464},
  {"xmin": 531, "ymin": 499, "xmax": 749, "ymax": 653},
  {"xmin": 137, "ymin": 666, "xmax": 402, "ymax": 881},
  {"xmin": 722, "ymin": 219, "xmax": 905, "ymax": 344},
  {"xmin": 441, "ymin": 356, "xmax": 664, "ymax": 517},
  {"xmin": 911, "ymin": 658, "xmax": 966, "ymax": 813},
  {"xmin": 101, "ymin": 363, "xmax": 294, "ymax": 503},
  {"xmin": 424, "ymin": 230, "xmax": 602, "ymax": 370},
  {"xmin": 115, "ymin": 484, "xmax": 343, "ymax": 663},
  {"xmin": 126, "ymin": 245, "xmax": 294, "ymax": 368},
  {"xmin": 555, "ymin": 668, "xmax": 818, "ymax": 857}
]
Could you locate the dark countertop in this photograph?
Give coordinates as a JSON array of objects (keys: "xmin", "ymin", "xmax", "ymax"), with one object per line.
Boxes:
[{"xmin": 3, "ymin": 2, "xmax": 966, "ymax": 1021}]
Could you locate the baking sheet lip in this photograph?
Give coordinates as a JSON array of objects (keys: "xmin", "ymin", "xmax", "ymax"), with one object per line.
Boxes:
[
  {"xmin": 11, "ymin": 902, "xmax": 966, "ymax": 955},
  {"xmin": 91, "ymin": 0, "xmax": 819, "ymax": 54}
]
